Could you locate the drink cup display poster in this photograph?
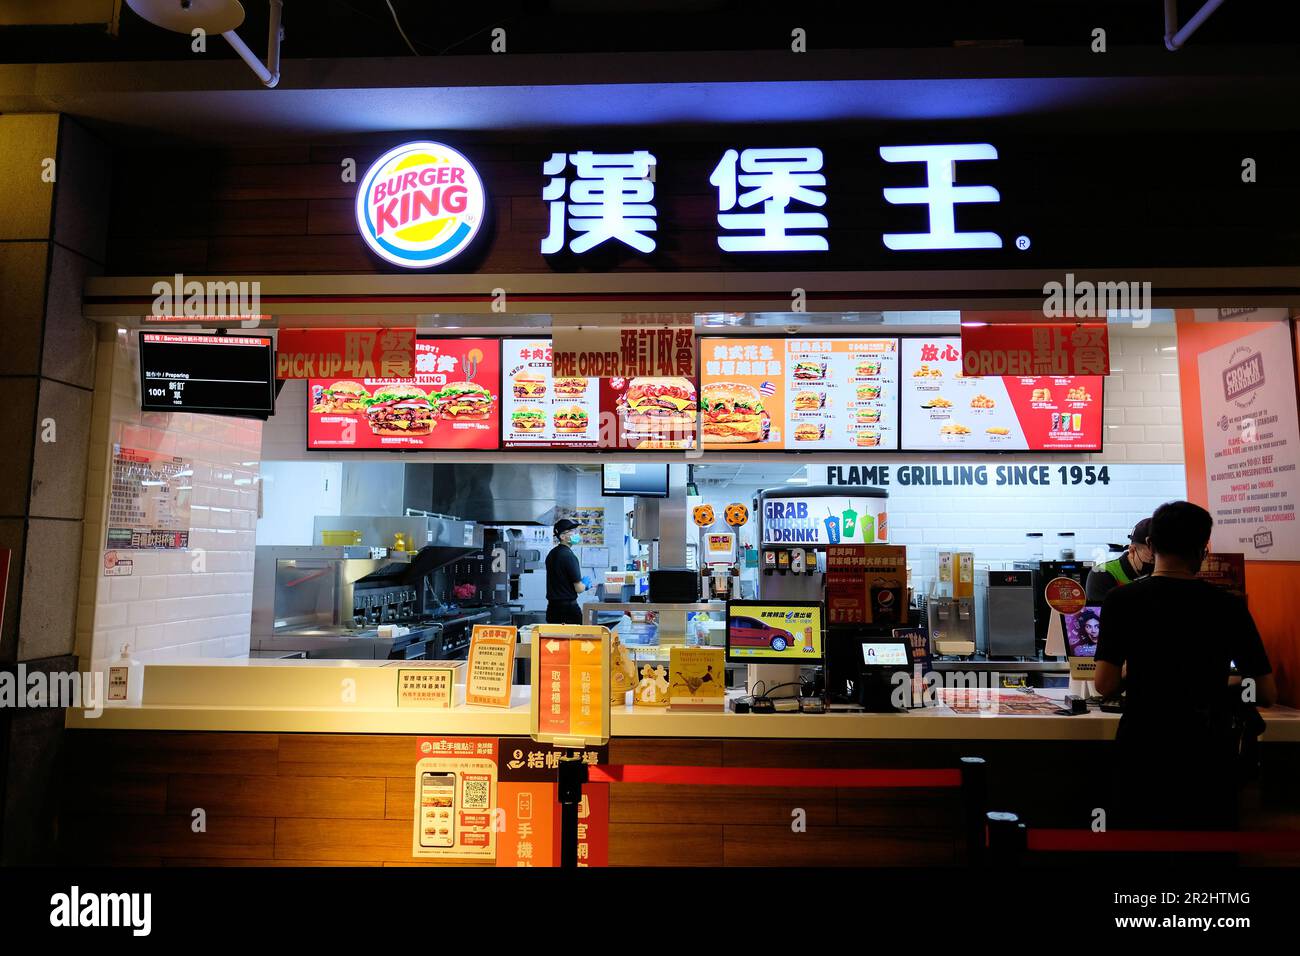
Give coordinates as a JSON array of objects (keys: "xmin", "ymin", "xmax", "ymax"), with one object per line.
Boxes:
[
  {"xmin": 900, "ymin": 337, "xmax": 1103, "ymax": 451},
  {"xmin": 308, "ymin": 338, "xmax": 500, "ymax": 449}
]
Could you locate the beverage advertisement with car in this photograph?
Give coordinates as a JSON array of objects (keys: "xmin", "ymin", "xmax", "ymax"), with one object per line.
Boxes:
[
  {"xmin": 726, "ymin": 604, "xmax": 823, "ymax": 660},
  {"xmin": 503, "ymin": 337, "xmax": 697, "ymax": 449},
  {"xmin": 308, "ymin": 339, "xmax": 500, "ymax": 449},
  {"xmin": 700, "ymin": 337, "xmax": 900, "ymax": 450},
  {"xmin": 900, "ymin": 337, "xmax": 1103, "ymax": 451}
]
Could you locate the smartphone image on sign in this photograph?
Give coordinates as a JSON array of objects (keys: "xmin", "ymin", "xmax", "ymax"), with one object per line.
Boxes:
[{"xmin": 420, "ymin": 772, "xmax": 457, "ymax": 849}]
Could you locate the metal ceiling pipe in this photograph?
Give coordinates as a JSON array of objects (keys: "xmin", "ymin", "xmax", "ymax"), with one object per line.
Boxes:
[
  {"xmin": 223, "ymin": 0, "xmax": 283, "ymax": 87},
  {"xmin": 1164, "ymin": 0, "xmax": 1227, "ymax": 51}
]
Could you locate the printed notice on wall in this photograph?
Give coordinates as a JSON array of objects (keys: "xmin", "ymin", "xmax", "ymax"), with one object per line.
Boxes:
[
  {"xmin": 105, "ymin": 446, "xmax": 193, "ymax": 550},
  {"xmin": 466, "ymin": 625, "xmax": 517, "ymax": 708},
  {"xmin": 1197, "ymin": 323, "xmax": 1300, "ymax": 561}
]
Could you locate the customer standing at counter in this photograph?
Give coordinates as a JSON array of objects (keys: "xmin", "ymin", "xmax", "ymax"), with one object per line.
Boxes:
[
  {"xmin": 1084, "ymin": 517, "xmax": 1153, "ymax": 604},
  {"xmin": 545, "ymin": 518, "xmax": 592, "ymax": 625},
  {"xmin": 1094, "ymin": 501, "xmax": 1275, "ymax": 829}
]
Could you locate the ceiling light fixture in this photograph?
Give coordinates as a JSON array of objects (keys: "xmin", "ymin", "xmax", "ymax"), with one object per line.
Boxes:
[{"xmin": 127, "ymin": 0, "xmax": 283, "ymax": 88}]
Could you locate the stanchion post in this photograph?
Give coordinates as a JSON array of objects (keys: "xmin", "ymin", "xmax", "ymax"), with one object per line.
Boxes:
[
  {"xmin": 557, "ymin": 751, "xmax": 589, "ymax": 870},
  {"xmin": 986, "ymin": 811, "xmax": 1026, "ymax": 866},
  {"xmin": 959, "ymin": 756, "xmax": 988, "ymax": 864}
]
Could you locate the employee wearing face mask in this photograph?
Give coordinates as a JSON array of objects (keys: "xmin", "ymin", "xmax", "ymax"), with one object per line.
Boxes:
[
  {"xmin": 545, "ymin": 519, "xmax": 593, "ymax": 625},
  {"xmin": 1084, "ymin": 517, "xmax": 1153, "ymax": 604}
]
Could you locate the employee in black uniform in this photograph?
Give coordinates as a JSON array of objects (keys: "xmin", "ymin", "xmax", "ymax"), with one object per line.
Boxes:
[
  {"xmin": 545, "ymin": 518, "xmax": 591, "ymax": 625},
  {"xmin": 1084, "ymin": 516, "xmax": 1154, "ymax": 604}
]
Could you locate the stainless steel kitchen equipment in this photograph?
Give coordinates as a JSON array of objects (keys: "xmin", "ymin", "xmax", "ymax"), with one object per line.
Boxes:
[{"xmin": 985, "ymin": 569, "xmax": 1037, "ymax": 658}]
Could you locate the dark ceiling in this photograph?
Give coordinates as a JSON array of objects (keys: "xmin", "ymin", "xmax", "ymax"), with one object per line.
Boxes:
[{"xmin": 1, "ymin": 0, "xmax": 1296, "ymax": 61}]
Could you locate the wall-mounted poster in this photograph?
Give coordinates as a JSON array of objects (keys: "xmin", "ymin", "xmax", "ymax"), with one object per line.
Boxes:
[
  {"xmin": 900, "ymin": 337, "xmax": 1103, "ymax": 451},
  {"xmin": 1196, "ymin": 322, "xmax": 1300, "ymax": 561},
  {"xmin": 555, "ymin": 507, "xmax": 605, "ymax": 546},
  {"xmin": 105, "ymin": 447, "xmax": 193, "ymax": 550},
  {"xmin": 699, "ymin": 337, "xmax": 900, "ymax": 450},
  {"xmin": 307, "ymin": 338, "xmax": 500, "ymax": 450}
]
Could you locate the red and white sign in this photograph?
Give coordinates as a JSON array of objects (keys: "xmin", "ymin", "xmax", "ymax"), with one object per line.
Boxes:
[
  {"xmin": 552, "ymin": 324, "xmax": 695, "ymax": 379},
  {"xmin": 1044, "ymin": 576, "xmax": 1086, "ymax": 615},
  {"xmin": 901, "ymin": 337, "xmax": 1103, "ymax": 451},
  {"xmin": 307, "ymin": 338, "xmax": 499, "ymax": 450},
  {"xmin": 960, "ymin": 319, "xmax": 1109, "ymax": 376},
  {"xmin": 277, "ymin": 327, "xmax": 416, "ymax": 380}
]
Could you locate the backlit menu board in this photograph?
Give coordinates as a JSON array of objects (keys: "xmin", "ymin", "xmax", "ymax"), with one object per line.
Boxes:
[
  {"xmin": 699, "ymin": 337, "xmax": 900, "ymax": 450},
  {"xmin": 139, "ymin": 332, "xmax": 275, "ymax": 416},
  {"xmin": 900, "ymin": 337, "xmax": 1103, "ymax": 451},
  {"xmin": 307, "ymin": 338, "xmax": 500, "ymax": 450},
  {"xmin": 502, "ymin": 338, "xmax": 697, "ymax": 450}
]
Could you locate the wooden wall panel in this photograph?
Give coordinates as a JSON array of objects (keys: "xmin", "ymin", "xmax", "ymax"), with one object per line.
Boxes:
[
  {"xmin": 724, "ymin": 825, "xmax": 959, "ymax": 866},
  {"xmin": 275, "ymin": 734, "xmax": 412, "ymax": 778},
  {"xmin": 609, "ymin": 785, "xmax": 835, "ymax": 826},
  {"xmin": 608, "ymin": 823, "xmax": 723, "ymax": 866},
  {"xmin": 60, "ymin": 814, "xmax": 274, "ymax": 862},
  {"xmin": 166, "ymin": 774, "xmax": 387, "ymax": 820}
]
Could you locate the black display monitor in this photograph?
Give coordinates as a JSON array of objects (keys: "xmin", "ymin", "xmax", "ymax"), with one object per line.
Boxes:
[
  {"xmin": 138, "ymin": 332, "xmax": 276, "ymax": 418},
  {"xmin": 725, "ymin": 599, "xmax": 824, "ymax": 664},
  {"xmin": 601, "ymin": 463, "xmax": 670, "ymax": 498},
  {"xmin": 860, "ymin": 638, "xmax": 912, "ymax": 669}
]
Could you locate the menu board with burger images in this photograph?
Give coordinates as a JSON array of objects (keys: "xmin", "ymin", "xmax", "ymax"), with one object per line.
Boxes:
[
  {"xmin": 307, "ymin": 338, "xmax": 499, "ymax": 449},
  {"xmin": 700, "ymin": 338, "xmax": 900, "ymax": 450},
  {"xmin": 900, "ymin": 337, "xmax": 1103, "ymax": 452},
  {"xmin": 502, "ymin": 338, "xmax": 698, "ymax": 450}
]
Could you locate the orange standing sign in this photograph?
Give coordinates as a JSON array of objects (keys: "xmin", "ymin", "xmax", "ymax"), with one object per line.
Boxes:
[
  {"xmin": 465, "ymin": 624, "xmax": 518, "ymax": 708},
  {"xmin": 530, "ymin": 625, "xmax": 610, "ymax": 747}
]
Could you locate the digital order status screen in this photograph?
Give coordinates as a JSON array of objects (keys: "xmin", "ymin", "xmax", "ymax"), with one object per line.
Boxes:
[{"xmin": 138, "ymin": 333, "xmax": 276, "ymax": 416}]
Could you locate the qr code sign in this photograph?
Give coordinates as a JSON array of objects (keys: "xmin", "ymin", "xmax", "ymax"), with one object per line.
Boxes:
[{"xmin": 462, "ymin": 775, "xmax": 490, "ymax": 810}]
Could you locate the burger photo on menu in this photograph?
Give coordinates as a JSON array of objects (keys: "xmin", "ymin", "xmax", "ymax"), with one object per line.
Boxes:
[
  {"xmin": 434, "ymin": 381, "xmax": 494, "ymax": 421},
  {"xmin": 620, "ymin": 377, "xmax": 698, "ymax": 434},
  {"xmin": 793, "ymin": 360, "xmax": 827, "ymax": 381},
  {"xmin": 512, "ymin": 371, "xmax": 547, "ymax": 400},
  {"xmin": 511, "ymin": 406, "xmax": 545, "ymax": 431},
  {"xmin": 553, "ymin": 377, "xmax": 588, "ymax": 398},
  {"xmin": 793, "ymin": 390, "xmax": 825, "ymax": 411},
  {"xmin": 856, "ymin": 408, "xmax": 881, "ymax": 425},
  {"xmin": 855, "ymin": 360, "xmax": 881, "ymax": 377},
  {"xmin": 857, "ymin": 383, "xmax": 882, "ymax": 400},
  {"xmin": 553, "ymin": 405, "xmax": 589, "ymax": 431},
  {"xmin": 314, "ymin": 380, "xmax": 370, "ymax": 412},
  {"xmin": 794, "ymin": 423, "xmax": 826, "ymax": 442},
  {"xmin": 365, "ymin": 385, "xmax": 435, "ymax": 436},
  {"xmin": 856, "ymin": 430, "xmax": 880, "ymax": 447},
  {"xmin": 701, "ymin": 381, "xmax": 770, "ymax": 444}
]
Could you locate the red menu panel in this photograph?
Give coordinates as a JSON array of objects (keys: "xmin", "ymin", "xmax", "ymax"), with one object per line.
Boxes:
[{"xmin": 307, "ymin": 338, "xmax": 500, "ymax": 450}]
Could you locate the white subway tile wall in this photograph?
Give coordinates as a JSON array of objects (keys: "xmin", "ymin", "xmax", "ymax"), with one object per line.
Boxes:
[{"xmin": 87, "ymin": 333, "xmax": 262, "ymax": 672}]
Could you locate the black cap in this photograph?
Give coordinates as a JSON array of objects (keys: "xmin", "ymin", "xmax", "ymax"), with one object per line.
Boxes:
[
  {"xmin": 554, "ymin": 518, "xmax": 580, "ymax": 536},
  {"xmin": 1129, "ymin": 517, "xmax": 1152, "ymax": 544}
]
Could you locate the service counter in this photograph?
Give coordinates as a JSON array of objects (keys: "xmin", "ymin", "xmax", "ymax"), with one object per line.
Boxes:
[{"xmin": 63, "ymin": 658, "xmax": 1300, "ymax": 741}]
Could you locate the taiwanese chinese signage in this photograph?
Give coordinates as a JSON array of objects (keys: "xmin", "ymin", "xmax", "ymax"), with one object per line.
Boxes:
[
  {"xmin": 277, "ymin": 327, "xmax": 416, "ymax": 379},
  {"xmin": 356, "ymin": 142, "xmax": 486, "ymax": 269},
  {"xmin": 465, "ymin": 625, "xmax": 517, "ymax": 708},
  {"xmin": 901, "ymin": 337, "xmax": 1103, "ymax": 451},
  {"xmin": 504, "ymin": 338, "xmax": 696, "ymax": 450},
  {"xmin": 531, "ymin": 626, "xmax": 610, "ymax": 747},
  {"xmin": 105, "ymin": 447, "xmax": 193, "ymax": 550},
  {"xmin": 552, "ymin": 322, "xmax": 695, "ymax": 378},
  {"xmin": 497, "ymin": 738, "xmax": 609, "ymax": 868},
  {"xmin": 1196, "ymin": 322, "xmax": 1300, "ymax": 560},
  {"xmin": 397, "ymin": 661, "xmax": 463, "ymax": 708},
  {"xmin": 825, "ymin": 546, "xmax": 869, "ymax": 625},
  {"xmin": 825, "ymin": 545, "xmax": 907, "ymax": 626},
  {"xmin": 307, "ymin": 338, "xmax": 499, "ymax": 450},
  {"xmin": 960, "ymin": 319, "xmax": 1110, "ymax": 376},
  {"xmin": 412, "ymin": 737, "xmax": 498, "ymax": 860}
]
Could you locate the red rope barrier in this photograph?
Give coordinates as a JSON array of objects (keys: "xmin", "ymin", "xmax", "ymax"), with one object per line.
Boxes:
[
  {"xmin": 1027, "ymin": 828, "xmax": 1300, "ymax": 853},
  {"xmin": 588, "ymin": 765, "xmax": 962, "ymax": 788}
]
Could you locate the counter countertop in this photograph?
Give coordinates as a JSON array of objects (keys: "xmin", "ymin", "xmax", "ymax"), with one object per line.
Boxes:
[{"xmin": 65, "ymin": 668, "xmax": 1300, "ymax": 741}]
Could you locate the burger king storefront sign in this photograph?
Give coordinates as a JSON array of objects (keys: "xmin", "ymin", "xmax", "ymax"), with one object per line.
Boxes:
[{"xmin": 356, "ymin": 141, "xmax": 485, "ymax": 269}]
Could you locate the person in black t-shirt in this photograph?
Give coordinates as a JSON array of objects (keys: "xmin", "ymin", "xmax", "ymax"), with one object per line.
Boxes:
[
  {"xmin": 544, "ymin": 518, "xmax": 591, "ymax": 625},
  {"xmin": 1095, "ymin": 500, "xmax": 1275, "ymax": 830}
]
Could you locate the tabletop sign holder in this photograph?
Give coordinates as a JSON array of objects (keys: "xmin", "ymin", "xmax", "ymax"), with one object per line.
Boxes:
[{"xmin": 530, "ymin": 625, "xmax": 611, "ymax": 868}]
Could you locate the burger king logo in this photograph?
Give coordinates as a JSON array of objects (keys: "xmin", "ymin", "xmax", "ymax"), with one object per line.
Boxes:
[{"xmin": 355, "ymin": 141, "xmax": 485, "ymax": 269}]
